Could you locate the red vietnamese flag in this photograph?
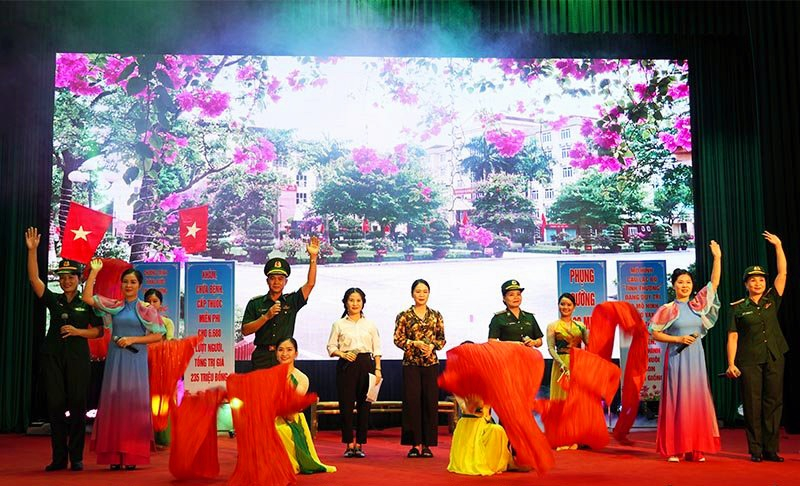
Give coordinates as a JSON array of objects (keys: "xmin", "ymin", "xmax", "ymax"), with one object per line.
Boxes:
[
  {"xmin": 540, "ymin": 212, "xmax": 547, "ymax": 239},
  {"xmin": 179, "ymin": 205, "xmax": 208, "ymax": 253},
  {"xmin": 61, "ymin": 202, "xmax": 113, "ymax": 263}
]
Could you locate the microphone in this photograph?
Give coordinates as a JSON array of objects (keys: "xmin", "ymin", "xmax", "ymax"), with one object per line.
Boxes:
[
  {"xmin": 675, "ymin": 332, "xmax": 699, "ymax": 354},
  {"xmin": 60, "ymin": 313, "xmax": 70, "ymax": 339},
  {"xmin": 113, "ymin": 336, "xmax": 139, "ymax": 353}
]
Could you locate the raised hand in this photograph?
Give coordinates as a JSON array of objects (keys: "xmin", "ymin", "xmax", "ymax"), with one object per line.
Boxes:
[
  {"xmin": 306, "ymin": 235, "xmax": 320, "ymax": 258},
  {"xmin": 25, "ymin": 227, "xmax": 41, "ymax": 250},
  {"xmin": 90, "ymin": 258, "xmax": 103, "ymax": 272},
  {"xmin": 763, "ymin": 231, "xmax": 782, "ymax": 247},
  {"xmin": 709, "ymin": 240, "xmax": 721, "ymax": 258}
]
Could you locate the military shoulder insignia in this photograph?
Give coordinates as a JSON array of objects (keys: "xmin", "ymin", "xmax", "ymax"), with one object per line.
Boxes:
[
  {"xmin": 730, "ymin": 298, "xmax": 745, "ymax": 306},
  {"xmin": 494, "ymin": 310, "xmax": 506, "ymax": 316}
]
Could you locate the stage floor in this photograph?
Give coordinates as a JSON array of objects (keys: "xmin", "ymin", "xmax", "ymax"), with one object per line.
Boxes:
[{"xmin": 2, "ymin": 427, "xmax": 798, "ymax": 486}]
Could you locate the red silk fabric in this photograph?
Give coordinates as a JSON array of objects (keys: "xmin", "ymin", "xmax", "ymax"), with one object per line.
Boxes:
[
  {"xmin": 147, "ymin": 335, "xmax": 202, "ymax": 431},
  {"xmin": 536, "ymin": 348, "xmax": 621, "ymax": 449},
  {"xmin": 169, "ymin": 387, "xmax": 226, "ymax": 480},
  {"xmin": 226, "ymin": 365, "xmax": 318, "ymax": 486},
  {"xmin": 438, "ymin": 341, "xmax": 554, "ymax": 475},
  {"xmin": 587, "ymin": 301, "xmax": 649, "ymax": 442}
]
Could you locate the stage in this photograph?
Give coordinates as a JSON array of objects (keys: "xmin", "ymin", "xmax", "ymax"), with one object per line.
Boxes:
[{"xmin": 2, "ymin": 427, "xmax": 797, "ymax": 486}]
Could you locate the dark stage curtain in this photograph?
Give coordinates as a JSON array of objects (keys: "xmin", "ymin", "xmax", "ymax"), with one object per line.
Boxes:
[{"xmin": 1, "ymin": 0, "xmax": 798, "ymax": 433}]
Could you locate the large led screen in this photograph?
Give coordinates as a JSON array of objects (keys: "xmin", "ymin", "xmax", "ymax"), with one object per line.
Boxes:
[{"xmin": 51, "ymin": 54, "xmax": 694, "ymax": 359}]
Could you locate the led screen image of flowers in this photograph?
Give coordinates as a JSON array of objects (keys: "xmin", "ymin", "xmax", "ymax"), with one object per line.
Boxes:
[{"xmin": 52, "ymin": 54, "xmax": 693, "ymax": 359}]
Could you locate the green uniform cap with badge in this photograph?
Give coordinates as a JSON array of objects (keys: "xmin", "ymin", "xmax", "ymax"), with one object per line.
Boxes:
[
  {"xmin": 264, "ymin": 257, "xmax": 291, "ymax": 277},
  {"xmin": 742, "ymin": 265, "xmax": 767, "ymax": 282},
  {"xmin": 501, "ymin": 279, "xmax": 524, "ymax": 295},
  {"xmin": 55, "ymin": 259, "xmax": 83, "ymax": 276}
]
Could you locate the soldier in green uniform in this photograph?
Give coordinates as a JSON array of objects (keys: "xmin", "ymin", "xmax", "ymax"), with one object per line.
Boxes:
[
  {"xmin": 25, "ymin": 228, "xmax": 103, "ymax": 472},
  {"xmin": 242, "ymin": 236, "xmax": 319, "ymax": 370},
  {"xmin": 726, "ymin": 231, "xmax": 788, "ymax": 463},
  {"xmin": 488, "ymin": 279, "xmax": 543, "ymax": 348}
]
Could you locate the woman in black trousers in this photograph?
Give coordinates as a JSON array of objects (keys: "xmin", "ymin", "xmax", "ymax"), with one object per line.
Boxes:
[
  {"xmin": 393, "ymin": 279, "xmax": 446, "ymax": 458},
  {"xmin": 327, "ymin": 288, "xmax": 382, "ymax": 457}
]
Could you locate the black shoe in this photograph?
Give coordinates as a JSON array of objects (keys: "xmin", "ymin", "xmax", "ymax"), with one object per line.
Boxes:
[
  {"xmin": 45, "ymin": 462, "xmax": 67, "ymax": 472},
  {"xmin": 70, "ymin": 461, "xmax": 84, "ymax": 471},
  {"xmin": 353, "ymin": 446, "xmax": 366, "ymax": 458},
  {"xmin": 124, "ymin": 465, "xmax": 137, "ymax": 470},
  {"xmin": 407, "ymin": 447, "xmax": 420, "ymax": 458},
  {"xmin": 344, "ymin": 447, "xmax": 355, "ymax": 458},
  {"xmin": 750, "ymin": 454, "xmax": 762, "ymax": 463},
  {"xmin": 763, "ymin": 453, "xmax": 784, "ymax": 463},
  {"xmin": 110, "ymin": 464, "xmax": 122, "ymax": 470},
  {"xmin": 421, "ymin": 447, "xmax": 433, "ymax": 458}
]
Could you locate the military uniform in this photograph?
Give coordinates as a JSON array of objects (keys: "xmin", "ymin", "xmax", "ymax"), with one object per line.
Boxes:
[
  {"xmin": 243, "ymin": 291, "xmax": 307, "ymax": 369},
  {"xmin": 729, "ymin": 285, "xmax": 788, "ymax": 457},
  {"xmin": 244, "ymin": 257, "xmax": 308, "ymax": 369},
  {"xmin": 489, "ymin": 280, "xmax": 544, "ymax": 342},
  {"xmin": 39, "ymin": 286, "xmax": 102, "ymax": 468},
  {"xmin": 488, "ymin": 308, "xmax": 543, "ymax": 342}
]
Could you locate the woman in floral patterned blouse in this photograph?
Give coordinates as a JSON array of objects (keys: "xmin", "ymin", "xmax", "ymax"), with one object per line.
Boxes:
[{"xmin": 393, "ymin": 279, "xmax": 446, "ymax": 458}]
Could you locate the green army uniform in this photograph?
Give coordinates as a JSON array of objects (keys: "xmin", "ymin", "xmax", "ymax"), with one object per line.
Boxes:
[
  {"xmin": 39, "ymin": 260, "xmax": 103, "ymax": 468},
  {"xmin": 729, "ymin": 280, "xmax": 788, "ymax": 458},
  {"xmin": 488, "ymin": 308, "xmax": 543, "ymax": 342},
  {"xmin": 244, "ymin": 257, "xmax": 307, "ymax": 370},
  {"xmin": 242, "ymin": 291, "xmax": 307, "ymax": 369},
  {"xmin": 488, "ymin": 279, "xmax": 544, "ymax": 342}
]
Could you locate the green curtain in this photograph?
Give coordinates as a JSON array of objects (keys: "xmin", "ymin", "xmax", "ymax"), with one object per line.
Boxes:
[{"xmin": 2, "ymin": 0, "xmax": 798, "ymax": 432}]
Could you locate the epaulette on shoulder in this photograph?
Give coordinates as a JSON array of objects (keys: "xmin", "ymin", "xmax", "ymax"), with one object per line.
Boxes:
[
  {"xmin": 730, "ymin": 298, "xmax": 745, "ymax": 306},
  {"xmin": 248, "ymin": 294, "xmax": 266, "ymax": 302},
  {"xmin": 494, "ymin": 310, "xmax": 507, "ymax": 316}
]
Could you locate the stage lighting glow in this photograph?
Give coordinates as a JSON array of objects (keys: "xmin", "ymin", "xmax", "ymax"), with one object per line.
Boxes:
[{"xmin": 152, "ymin": 396, "xmax": 171, "ymax": 416}]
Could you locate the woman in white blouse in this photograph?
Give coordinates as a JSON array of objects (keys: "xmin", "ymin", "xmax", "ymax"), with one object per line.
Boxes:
[{"xmin": 327, "ymin": 288, "xmax": 382, "ymax": 458}]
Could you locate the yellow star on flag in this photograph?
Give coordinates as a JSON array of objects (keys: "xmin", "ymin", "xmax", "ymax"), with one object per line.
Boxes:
[
  {"xmin": 185, "ymin": 222, "xmax": 202, "ymax": 238},
  {"xmin": 71, "ymin": 225, "xmax": 92, "ymax": 241}
]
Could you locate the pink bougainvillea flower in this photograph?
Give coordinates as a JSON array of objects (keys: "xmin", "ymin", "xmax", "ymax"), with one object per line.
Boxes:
[
  {"xmin": 550, "ymin": 116, "xmax": 571, "ymax": 131},
  {"xmin": 393, "ymin": 85, "xmax": 419, "ymax": 105},
  {"xmin": 55, "ymin": 53, "xmax": 103, "ymax": 96},
  {"xmin": 555, "ymin": 59, "xmax": 587, "ymax": 79},
  {"xmin": 236, "ymin": 65, "xmax": 256, "ymax": 81},
  {"xmin": 197, "ymin": 90, "xmax": 230, "ymax": 117},
  {"xmin": 175, "ymin": 91, "xmax": 195, "ymax": 111},
  {"xmin": 659, "ymin": 116, "xmax": 692, "ymax": 152},
  {"xmin": 486, "ymin": 129, "xmax": 526, "ymax": 158},
  {"xmin": 102, "ymin": 55, "xmax": 136, "ymax": 87},
  {"xmin": 232, "ymin": 147, "xmax": 249, "ymax": 165},
  {"xmin": 667, "ymin": 82, "xmax": 689, "ymax": 100},
  {"xmin": 266, "ymin": 76, "xmax": 282, "ymax": 102},
  {"xmin": 459, "ymin": 224, "xmax": 494, "ymax": 247},
  {"xmin": 352, "ymin": 146, "xmax": 398, "ymax": 175},
  {"xmin": 590, "ymin": 59, "xmax": 618, "ymax": 74},
  {"xmin": 171, "ymin": 247, "xmax": 189, "ymax": 263},
  {"xmin": 247, "ymin": 159, "xmax": 269, "ymax": 175},
  {"xmin": 634, "ymin": 83, "xmax": 655, "ymax": 102},
  {"xmin": 598, "ymin": 155, "xmax": 622, "ymax": 172},
  {"xmin": 159, "ymin": 193, "xmax": 185, "ymax": 212}
]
